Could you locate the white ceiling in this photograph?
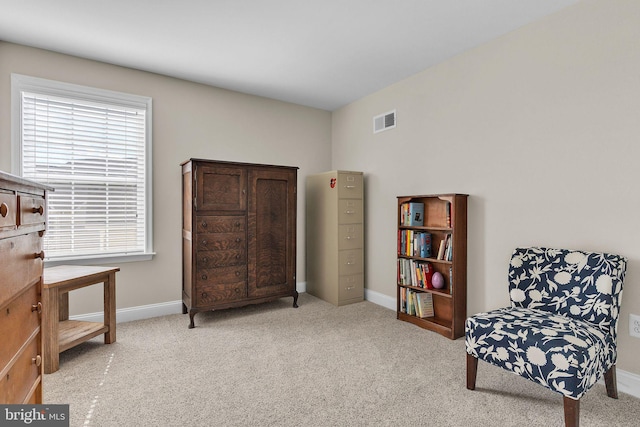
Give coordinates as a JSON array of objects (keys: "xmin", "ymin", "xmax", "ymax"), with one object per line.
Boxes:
[{"xmin": 0, "ymin": 0, "xmax": 579, "ymax": 111}]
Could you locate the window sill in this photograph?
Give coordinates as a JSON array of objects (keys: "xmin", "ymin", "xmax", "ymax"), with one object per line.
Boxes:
[{"xmin": 44, "ymin": 252, "xmax": 156, "ymax": 267}]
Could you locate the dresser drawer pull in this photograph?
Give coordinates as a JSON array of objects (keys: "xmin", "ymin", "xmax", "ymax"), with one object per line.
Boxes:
[
  {"xmin": 235, "ymin": 254, "xmax": 240, "ymax": 259},
  {"xmin": 235, "ymin": 238, "xmax": 241, "ymax": 243},
  {"xmin": 235, "ymin": 271, "xmax": 240, "ymax": 276},
  {"xmin": 34, "ymin": 251, "xmax": 45, "ymax": 260},
  {"xmin": 0, "ymin": 202, "xmax": 8, "ymax": 217},
  {"xmin": 31, "ymin": 302, "xmax": 43, "ymax": 314},
  {"xmin": 235, "ymin": 222, "xmax": 241, "ymax": 227},
  {"xmin": 201, "ymin": 239, "xmax": 208, "ymax": 246},
  {"xmin": 32, "ymin": 355, "xmax": 42, "ymax": 367},
  {"xmin": 201, "ymin": 221, "xmax": 207, "ymax": 228},
  {"xmin": 201, "ymin": 274, "xmax": 207, "ymax": 280},
  {"xmin": 32, "ymin": 206, "xmax": 44, "ymax": 215},
  {"xmin": 201, "ymin": 292, "xmax": 208, "ymax": 299}
]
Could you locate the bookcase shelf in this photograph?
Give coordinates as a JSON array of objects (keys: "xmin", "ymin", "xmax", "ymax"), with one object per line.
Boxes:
[{"xmin": 396, "ymin": 194, "xmax": 468, "ymax": 339}]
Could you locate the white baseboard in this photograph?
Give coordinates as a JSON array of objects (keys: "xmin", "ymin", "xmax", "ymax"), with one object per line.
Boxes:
[
  {"xmin": 70, "ymin": 281, "xmax": 309, "ymax": 324},
  {"xmin": 70, "ymin": 300, "xmax": 184, "ymax": 324},
  {"xmin": 365, "ymin": 288, "xmax": 395, "ymax": 311},
  {"xmin": 616, "ymin": 368, "xmax": 640, "ymax": 399},
  {"xmin": 70, "ymin": 284, "xmax": 640, "ymax": 399}
]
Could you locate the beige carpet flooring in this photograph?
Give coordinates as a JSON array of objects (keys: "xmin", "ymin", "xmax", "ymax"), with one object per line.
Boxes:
[{"xmin": 44, "ymin": 293, "xmax": 640, "ymax": 426}]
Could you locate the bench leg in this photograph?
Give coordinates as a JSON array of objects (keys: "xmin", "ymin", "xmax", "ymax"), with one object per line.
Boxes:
[
  {"xmin": 104, "ymin": 272, "xmax": 116, "ymax": 344},
  {"xmin": 466, "ymin": 352, "xmax": 478, "ymax": 390},
  {"xmin": 42, "ymin": 287, "xmax": 60, "ymax": 374}
]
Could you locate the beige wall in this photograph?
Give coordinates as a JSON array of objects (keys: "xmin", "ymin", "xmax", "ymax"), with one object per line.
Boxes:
[
  {"xmin": 332, "ymin": 0, "xmax": 640, "ymax": 374},
  {"xmin": 0, "ymin": 42, "xmax": 332, "ymax": 316}
]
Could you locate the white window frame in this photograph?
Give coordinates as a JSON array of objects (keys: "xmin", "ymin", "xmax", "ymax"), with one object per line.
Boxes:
[{"xmin": 11, "ymin": 74, "xmax": 154, "ymax": 265}]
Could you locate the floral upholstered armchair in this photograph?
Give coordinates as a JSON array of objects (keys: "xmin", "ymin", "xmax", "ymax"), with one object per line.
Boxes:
[{"xmin": 465, "ymin": 247, "xmax": 627, "ymax": 427}]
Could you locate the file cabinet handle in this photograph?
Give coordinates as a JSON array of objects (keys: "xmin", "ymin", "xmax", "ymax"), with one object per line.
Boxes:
[
  {"xmin": 344, "ymin": 210, "xmax": 355, "ymax": 214},
  {"xmin": 344, "ymin": 185, "xmax": 356, "ymax": 189}
]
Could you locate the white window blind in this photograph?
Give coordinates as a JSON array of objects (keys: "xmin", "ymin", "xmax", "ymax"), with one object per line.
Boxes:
[{"xmin": 13, "ymin": 75, "xmax": 152, "ymax": 261}]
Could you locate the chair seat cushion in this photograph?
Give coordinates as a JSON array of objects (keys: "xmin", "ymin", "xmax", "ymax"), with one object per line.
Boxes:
[{"xmin": 465, "ymin": 307, "xmax": 616, "ymax": 399}]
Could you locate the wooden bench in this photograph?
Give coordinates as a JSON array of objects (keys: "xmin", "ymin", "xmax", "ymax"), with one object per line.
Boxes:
[{"xmin": 42, "ymin": 265, "xmax": 119, "ymax": 374}]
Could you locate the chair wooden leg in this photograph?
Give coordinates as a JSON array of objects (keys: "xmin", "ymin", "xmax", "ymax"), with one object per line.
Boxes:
[
  {"xmin": 466, "ymin": 352, "xmax": 478, "ymax": 390},
  {"xmin": 563, "ymin": 396, "xmax": 579, "ymax": 427},
  {"xmin": 604, "ymin": 365, "xmax": 618, "ymax": 399}
]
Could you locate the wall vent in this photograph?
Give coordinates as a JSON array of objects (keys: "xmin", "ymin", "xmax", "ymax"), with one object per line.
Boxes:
[{"xmin": 373, "ymin": 110, "xmax": 396, "ymax": 134}]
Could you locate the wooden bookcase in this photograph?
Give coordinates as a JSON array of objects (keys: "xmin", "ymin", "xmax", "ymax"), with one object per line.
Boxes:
[{"xmin": 396, "ymin": 194, "xmax": 468, "ymax": 339}]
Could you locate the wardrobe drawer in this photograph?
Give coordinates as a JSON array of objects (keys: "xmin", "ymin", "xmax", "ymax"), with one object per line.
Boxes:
[
  {"xmin": 0, "ymin": 334, "xmax": 41, "ymax": 404},
  {"xmin": 338, "ymin": 249, "xmax": 364, "ymax": 276},
  {"xmin": 18, "ymin": 194, "xmax": 46, "ymax": 227},
  {"xmin": 337, "ymin": 172, "xmax": 363, "ymax": 199},
  {"xmin": 338, "ymin": 274, "xmax": 364, "ymax": 302},
  {"xmin": 0, "ymin": 192, "xmax": 17, "ymax": 230},
  {"xmin": 196, "ymin": 281, "xmax": 247, "ymax": 306},
  {"xmin": 0, "ymin": 233, "xmax": 43, "ymax": 309},
  {"xmin": 196, "ymin": 233, "xmax": 245, "ymax": 252},
  {"xmin": 338, "ymin": 224, "xmax": 363, "ymax": 250},
  {"xmin": 196, "ymin": 216, "xmax": 245, "ymax": 233},
  {"xmin": 0, "ymin": 284, "xmax": 40, "ymax": 370},
  {"xmin": 196, "ymin": 265, "xmax": 247, "ymax": 286},
  {"xmin": 197, "ymin": 249, "xmax": 246, "ymax": 268},
  {"xmin": 338, "ymin": 199, "xmax": 363, "ymax": 224}
]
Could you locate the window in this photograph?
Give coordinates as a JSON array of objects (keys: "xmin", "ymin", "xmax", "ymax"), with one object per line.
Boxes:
[{"xmin": 11, "ymin": 74, "xmax": 153, "ymax": 263}]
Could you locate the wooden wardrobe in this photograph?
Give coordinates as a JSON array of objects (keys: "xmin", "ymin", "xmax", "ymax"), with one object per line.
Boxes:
[{"xmin": 181, "ymin": 159, "xmax": 298, "ymax": 328}]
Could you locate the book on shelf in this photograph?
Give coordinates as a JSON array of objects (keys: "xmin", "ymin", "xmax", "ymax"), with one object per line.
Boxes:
[
  {"xmin": 402, "ymin": 202, "xmax": 424, "ymax": 226},
  {"xmin": 437, "ymin": 239, "xmax": 446, "ymax": 260},
  {"xmin": 443, "ymin": 233, "xmax": 452, "ymax": 261},
  {"xmin": 397, "ymin": 230, "xmax": 432, "ymax": 258},
  {"xmin": 415, "ymin": 292, "xmax": 434, "ymax": 318}
]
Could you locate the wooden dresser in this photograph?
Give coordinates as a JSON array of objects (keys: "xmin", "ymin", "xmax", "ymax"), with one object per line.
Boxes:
[
  {"xmin": 0, "ymin": 171, "xmax": 50, "ymax": 404},
  {"xmin": 181, "ymin": 159, "xmax": 298, "ymax": 328}
]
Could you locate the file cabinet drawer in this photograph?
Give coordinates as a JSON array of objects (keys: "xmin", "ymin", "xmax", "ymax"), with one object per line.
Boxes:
[
  {"xmin": 338, "ymin": 274, "xmax": 364, "ymax": 302},
  {"xmin": 338, "ymin": 224, "xmax": 363, "ymax": 250},
  {"xmin": 337, "ymin": 172, "xmax": 363, "ymax": 199},
  {"xmin": 338, "ymin": 249, "xmax": 364, "ymax": 276},
  {"xmin": 338, "ymin": 199, "xmax": 363, "ymax": 224}
]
